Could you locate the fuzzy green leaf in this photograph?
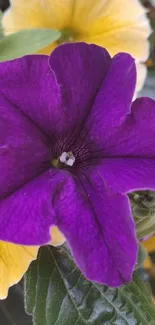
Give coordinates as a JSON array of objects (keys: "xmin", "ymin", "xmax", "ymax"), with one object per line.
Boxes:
[
  {"xmin": 135, "ymin": 243, "xmax": 148, "ymax": 269},
  {"xmin": 0, "ymin": 28, "xmax": 60, "ymax": 61},
  {"xmin": 24, "ymin": 245, "xmax": 155, "ymax": 325}
]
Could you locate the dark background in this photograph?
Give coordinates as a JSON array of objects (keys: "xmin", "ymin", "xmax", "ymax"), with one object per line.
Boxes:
[{"xmin": 0, "ymin": 0, "xmax": 9, "ymax": 12}]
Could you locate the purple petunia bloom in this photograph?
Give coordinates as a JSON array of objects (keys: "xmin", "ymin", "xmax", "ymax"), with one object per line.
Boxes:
[{"xmin": 0, "ymin": 43, "xmax": 155, "ymax": 287}]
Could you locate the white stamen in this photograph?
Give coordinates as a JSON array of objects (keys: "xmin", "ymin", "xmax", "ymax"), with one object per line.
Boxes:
[{"xmin": 60, "ymin": 152, "xmax": 75, "ymax": 166}]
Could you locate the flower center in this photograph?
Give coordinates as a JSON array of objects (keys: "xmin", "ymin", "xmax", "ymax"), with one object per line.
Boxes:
[
  {"xmin": 57, "ymin": 28, "xmax": 75, "ymax": 44},
  {"xmin": 51, "ymin": 151, "xmax": 75, "ymax": 168},
  {"xmin": 60, "ymin": 151, "xmax": 75, "ymax": 166}
]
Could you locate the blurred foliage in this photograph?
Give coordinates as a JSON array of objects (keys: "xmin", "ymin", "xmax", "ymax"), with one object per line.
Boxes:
[{"xmin": 129, "ymin": 191, "xmax": 155, "ymax": 238}]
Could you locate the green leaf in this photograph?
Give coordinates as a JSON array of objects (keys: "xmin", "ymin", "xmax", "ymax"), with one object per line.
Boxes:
[
  {"xmin": 139, "ymin": 69, "xmax": 155, "ymax": 100},
  {"xmin": 136, "ymin": 213, "xmax": 155, "ymax": 238},
  {"xmin": 129, "ymin": 192, "xmax": 155, "ymax": 238},
  {"xmin": 24, "ymin": 245, "xmax": 155, "ymax": 325},
  {"xmin": 0, "ymin": 28, "xmax": 60, "ymax": 61},
  {"xmin": 135, "ymin": 243, "xmax": 147, "ymax": 269},
  {"xmin": 24, "ymin": 260, "xmax": 37, "ymax": 315}
]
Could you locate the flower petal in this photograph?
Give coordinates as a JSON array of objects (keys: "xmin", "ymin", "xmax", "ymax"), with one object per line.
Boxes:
[
  {"xmin": 142, "ymin": 236, "xmax": 155, "ymax": 254},
  {"xmin": 0, "ymin": 226, "xmax": 65, "ymax": 299},
  {"xmin": 90, "ymin": 98, "xmax": 155, "ymax": 194},
  {"xmin": 0, "ymin": 48, "xmax": 110, "ymax": 139},
  {"xmin": 86, "ymin": 53, "xmax": 136, "ymax": 148},
  {"xmin": 98, "ymin": 158, "xmax": 155, "ymax": 194},
  {"xmin": 0, "ymin": 55, "xmax": 63, "ymax": 137},
  {"xmin": 2, "ymin": 0, "xmax": 73, "ymax": 34},
  {"xmin": 3, "ymin": 0, "xmax": 151, "ymax": 63},
  {"xmin": 0, "ymin": 241, "xmax": 38, "ymax": 299},
  {"xmin": 0, "ymin": 95, "xmax": 50, "ymax": 198},
  {"xmin": 50, "ymin": 226, "xmax": 65, "ymax": 246},
  {"xmin": 0, "ymin": 169, "xmax": 70, "ymax": 245},
  {"xmin": 77, "ymin": 2, "xmax": 151, "ymax": 61},
  {"xmin": 98, "ymin": 97, "xmax": 155, "ymax": 157},
  {"xmin": 49, "ymin": 43, "xmax": 111, "ymax": 134},
  {"xmin": 53, "ymin": 170, "xmax": 137, "ymax": 286}
]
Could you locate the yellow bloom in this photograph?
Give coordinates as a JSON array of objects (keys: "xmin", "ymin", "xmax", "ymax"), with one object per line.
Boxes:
[
  {"xmin": 3, "ymin": 0, "xmax": 151, "ymax": 92},
  {"xmin": 143, "ymin": 235, "xmax": 155, "ymax": 253},
  {"xmin": 143, "ymin": 235, "xmax": 155, "ymax": 269},
  {"xmin": 0, "ymin": 226, "xmax": 65, "ymax": 299},
  {"xmin": 0, "ymin": 241, "xmax": 38, "ymax": 299}
]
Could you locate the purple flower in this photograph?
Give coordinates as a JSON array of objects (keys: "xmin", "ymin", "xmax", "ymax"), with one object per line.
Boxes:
[{"xmin": 0, "ymin": 43, "xmax": 155, "ymax": 287}]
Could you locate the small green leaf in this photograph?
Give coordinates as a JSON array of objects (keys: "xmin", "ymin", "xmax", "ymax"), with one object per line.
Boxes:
[
  {"xmin": 0, "ymin": 28, "xmax": 60, "ymax": 61},
  {"xmin": 135, "ymin": 243, "xmax": 147, "ymax": 269},
  {"xmin": 24, "ymin": 245, "xmax": 155, "ymax": 325}
]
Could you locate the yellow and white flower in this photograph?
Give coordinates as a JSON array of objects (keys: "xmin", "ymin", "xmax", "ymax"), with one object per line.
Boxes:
[{"xmin": 3, "ymin": 0, "xmax": 151, "ymax": 92}]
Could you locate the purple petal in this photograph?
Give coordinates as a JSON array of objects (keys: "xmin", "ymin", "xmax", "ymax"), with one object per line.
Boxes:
[
  {"xmin": 86, "ymin": 53, "xmax": 136, "ymax": 147},
  {"xmin": 100, "ymin": 97, "xmax": 155, "ymax": 156},
  {"xmin": 49, "ymin": 43, "xmax": 111, "ymax": 134},
  {"xmin": 0, "ymin": 169, "xmax": 71, "ymax": 245},
  {"xmin": 0, "ymin": 47, "xmax": 111, "ymax": 139},
  {"xmin": 99, "ymin": 158, "xmax": 155, "ymax": 194},
  {"xmin": 0, "ymin": 95, "xmax": 50, "ymax": 198},
  {"xmin": 93, "ymin": 98, "xmax": 155, "ymax": 194},
  {"xmin": 53, "ymin": 169, "xmax": 137, "ymax": 286},
  {"xmin": 0, "ymin": 55, "xmax": 62, "ymax": 137}
]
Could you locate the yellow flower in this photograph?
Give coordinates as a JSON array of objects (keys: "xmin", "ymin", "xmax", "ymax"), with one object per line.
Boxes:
[
  {"xmin": 0, "ymin": 226, "xmax": 65, "ymax": 299},
  {"xmin": 143, "ymin": 235, "xmax": 155, "ymax": 269},
  {"xmin": 2, "ymin": 0, "xmax": 151, "ymax": 93},
  {"xmin": 143, "ymin": 235, "xmax": 155, "ymax": 253}
]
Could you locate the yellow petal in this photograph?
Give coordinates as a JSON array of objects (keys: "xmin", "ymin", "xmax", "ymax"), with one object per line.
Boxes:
[
  {"xmin": 2, "ymin": 0, "xmax": 73, "ymax": 34},
  {"xmin": 143, "ymin": 236, "xmax": 155, "ymax": 269},
  {"xmin": 144, "ymin": 256, "xmax": 152, "ymax": 269},
  {"xmin": 72, "ymin": 0, "xmax": 150, "ymax": 37},
  {"xmin": 0, "ymin": 241, "xmax": 38, "ymax": 299},
  {"xmin": 73, "ymin": 0, "xmax": 151, "ymax": 65},
  {"xmin": 3, "ymin": 0, "xmax": 150, "ymax": 81},
  {"xmin": 0, "ymin": 226, "xmax": 64, "ymax": 299},
  {"xmin": 78, "ymin": 24, "xmax": 150, "ymax": 62},
  {"xmin": 50, "ymin": 226, "xmax": 65, "ymax": 246},
  {"xmin": 143, "ymin": 235, "xmax": 155, "ymax": 253}
]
